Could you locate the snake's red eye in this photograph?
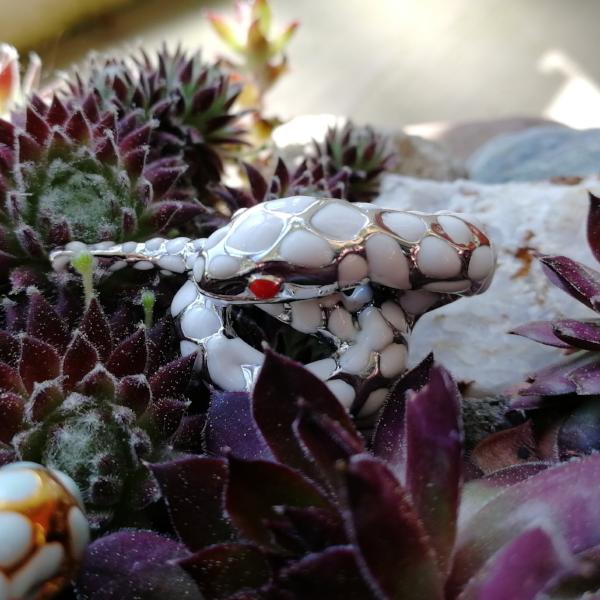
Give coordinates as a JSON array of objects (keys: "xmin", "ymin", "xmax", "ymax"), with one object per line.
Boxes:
[{"xmin": 248, "ymin": 277, "xmax": 282, "ymax": 299}]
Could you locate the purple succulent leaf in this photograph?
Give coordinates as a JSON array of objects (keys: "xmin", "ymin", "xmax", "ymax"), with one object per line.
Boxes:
[
  {"xmin": 26, "ymin": 293, "xmax": 70, "ymax": 352},
  {"xmin": 341, "ymin": 454, "xmax": 443, "ymax": 600},
  {"xmin": 0, "ymin": 392, "xmax": 24, "ymax": 443},
  {"xmin": 458, "ymin": 527, "xmax": 575, "ymax": 600},
  {"xmin": 178, "ymin": 543, "xmax": 271, "ymax": 600},
  {"xmin": 0, "ymin": 362, "xmax": 26, "ymax": 395},
  {"xmin": 539, "ymin": 255, "xmax": 600, "ymax": 312},
  {"xmin": 253, "ymin": 350, "xmax": 359, "ymax": 480},
  {"xmin": 552, "ymin": 319, "xmax": 600, "ymax": 350},
  {"xmin": 566, "ymin": 360, "xmax": 600, "ymax": 395},
  {"xmin": 106, "ymin": 327, "xmax": 147, "ymax": 377},
  {"xmin": 78, "ymin": 364, "xmax": 116, "ymax": 398},
  {"xmin": 172, "ymin": 414, "xmax": 206, "ymax": 454},
  {"xmin": 151, "ymin": 456, "xmax": 235, "ymax": 550},
  {"xmin": 293, "ymin": 406, "xmax": 365, "ymax": 488},
  {"xmin": 79, "ymin": 298, "xmax": 113, "ymax": 361},
  {"xmin": 471, "ymin": 421, "xmax": 540, "ymax": 474},
  {"xmin": 0, "ymin": 332, "xmax": 19, "ymax": 367},
  {"xmin": 117, "ymin": 375, "xmax": 151, "ymax": 416},
  {"xmin": 225, "ymin": 455, "xmax": 332, "ymax": 550},
  {"xmin": 61, "ymin": 331, "xmax": 99, "ymax": 392},
  {"xmin": 149, "ymin": 353, "xmax": 195, "ymax": 400},
  {"xmin": 372, "ymin": 353, "xmax": 434, "ymax": 472},
  {"xmin": 74, "ymin": 529, "xmax": 201, "ymax": 600},
  {"xmin": 588, "ymin": 192, "xmax": 600, "ymax": 263},
  {"xmin": 278, "ymin": 546, "xmax": 376, "ymax": 600},
  {"xmin": 450, "ymin": 454, "xmax": 600, "ymax": 594},
  {"xmin": 147, "ymin": 397, "xmax": 189, "ymax": 438},
  {"xmin": 281, "ymin": 506, "xmax": 347, "ymax": 551},
  {"xmin": 509, "ymin": 320, "xmax": 574, "ymax": 349},
  {"xmin": 541, "ymin": 543, "xmax": 600, "ymax": 598},
  {"xmin": 404, "ymin": 365, "xmax": 463, "ymax": 576},
  {"xmin": 19, "ymin": 335, "xmax": 60, "ymax": 393},
  {"xmin": 149, "ymin": 201, "xmax": 207, "ymax": 231},
  {"xmin": 205, "ymin": 391, "xmax": 274, "ymax": 461},
  {"xmin": 28, "ymin": 380, "xmax": 63, "ymax": 422},
  {"xmin": 459, "ymin": 463, "xmax": 552, "ymax": 533}
]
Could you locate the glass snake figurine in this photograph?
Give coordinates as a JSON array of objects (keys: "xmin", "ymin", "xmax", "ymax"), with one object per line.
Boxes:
[{"xmin": 51, "ymin": 196, "xmax": 496, "ymax": 419}]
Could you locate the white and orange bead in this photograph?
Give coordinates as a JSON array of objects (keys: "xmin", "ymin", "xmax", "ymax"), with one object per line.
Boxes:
[{"xmin": 0, "ymin": 462, "xmax": 89, "ymax": 600}]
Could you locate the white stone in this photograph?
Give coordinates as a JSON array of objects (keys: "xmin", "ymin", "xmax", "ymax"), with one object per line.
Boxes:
[
  {"xmin": 50, "ymin": 469, "xmax": 84, "ymax": 509},
  {"xmin": 10, "ymin": 543, "xmax": 63, "ymax": 600},
  {"xmin": 180, "ymin": 340, "xmax": 199, "ymax": 357},
  {"xmin": 417, "ymin": 236, "xmax": 462, "ymax": 278},
  {"xmin": 381, "ymin": 301, "xmax": 408, "ymax": 332},
  {"xmin": 306, "ymin": 358, "xmax": 336, "ymax": 380},
  {"xmin": 0, "ymin": 512, "xmax": 32, "ymax": 568},
  {"xmin": 358, "ymin": 307, "xmax": 394, "ymax": 351},
  {"xmin": 365, "ymin": 233, "xmax": 410, "ymax": 289},
  {"xmin": 382, "ymin": 211, "xmax": 427, "ymax": 241},
  {"xmin": 193, "ymin": 239, "xmax": 206, "ymax": 251},
  {"xmin": 290, "ymin": 300, "xmax": 323, "ymax": 333},
  {"xmin": 0, "ymin": 573, "xmax": 8, "ymax": 600},
  {"xmin": 145, "ymin": 237, "xmax": 164, "ymax": 252},
  {"xmin": 68, "ymin": 507, "xmax": 90, "ymax": 559},
  {"xmin": 0, "ymin": 469, "xmax": 39, "ymax": 503},
  {"xmin": 207, "ymin": 255, "xmax": 241, "ymax": 279},
  {"xmin": 328, "ymin": 307, "xmax": 357, "ymax": 341},
  {"xmin": 374, "ymin": 174, "xmax": 600, "ymax": 397},
  {"xmin": 166, "ymin": 237, "xmax": 189, "ymax": 254},
  {"xmin": 171, "ymin": 280, "xmax": 198, "ymax": 317},
  {"xmin": 437, "ymin": 215, "xmax": 473, "ymax": 245},
  {"xmin": 468, "ymin": 245, "xmax": 495, "ymax": 281},
  {"xmin": 185, "ymin": 253, "xmax": 199, "ymax": 270},
  {"xmin": 205, "ymin": 227, "xmax": 228, "ymax": 250},
  {"xmin": 121, "ymin": 241, "xmax": 138, "ymax": 253},
  {"xmin": 156, "ymin": 254, "xmax": 186, "ymax": 273},
  {"xmin": 108, "ymin": 260, "xmax": 127, "ymax": 272},
  {"xmin": 338, "ymin": 254, "xmax": 368, "ymax": 287},
  {"xmin": 279, "ymin": 230, "xmax": 334, "ymax": 268},
  {"xmin": 380, "ymin": 343, "xmax": 408, "ymax": 378},
  {"xmin": 340, "ymin": 344, "xmax": 372, "ymax": 375},
  {"xmin": 133, "ymin": 260, "xmax": 154, "ymax": 271},
  {"xmin": 258, "ymin": 303, "xmax": 285, "ymax": 317},
  {"xmin": 227, "ymin": 210, "xmax": 283, "ymax": 253},
  {"xmin": 326, "ymin": 379, "xmax": 355, "ymax": 410},
  {"xmin": 399, "ymin": 290, "xmax": 439, "ymax": 315},
  {"xmin": 359, "ymin": 388, "xmax": 388, "ymax": 418},
  {"xmin": 206, "ymin": 336, "xmax": 264, "ymax": 390},
  {"xmin": 266, "ymin": 195, "xmax": 315, "ymax": 214},
  {"xmin": 424, "ymin": 280, "xmax": 471, "ymax": 293},
  {"xmin": 65, "ymin": 241, "xmax": 86, "ymax": 252},
  {"xmin": 181, "ymin": 305, "xmax": 222, "ymax": 341},
  {"xmin": 192, "ymin": 257, "xmax": 205, "ymax": 282},
  {"xmin": 311, "ymin": 202, "xmax": 367, "ymax": 239},
  {"xmin": 341, "ymin": 284, "xmax": 374, "ymax": 312}
]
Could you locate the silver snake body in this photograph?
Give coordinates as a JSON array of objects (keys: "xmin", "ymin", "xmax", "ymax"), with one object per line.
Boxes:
[{"xmin": 51, "ymin": 196, "xmax": 496, "ymax": 419}]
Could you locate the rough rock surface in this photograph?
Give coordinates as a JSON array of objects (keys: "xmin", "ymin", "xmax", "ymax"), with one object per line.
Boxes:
[
  {"xmin": 272, "ymin": 114, "xmax": 465, "ymax": 180},
  {"xmin": 374, "ymin": 174, "xmax": 600, "ymax": 398},
  {"xmin": 468, "ymin": 126, "xmax": 600, "ymax": 183}
]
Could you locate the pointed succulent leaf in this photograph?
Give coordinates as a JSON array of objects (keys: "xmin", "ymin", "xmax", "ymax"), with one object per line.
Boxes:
[
  {"xmin": 540, "ymin": 255, "xmax": 600, "ymax": 311},
  {"xmin": 226, "ymin": 455, "xmax": 331, "ymax": 549},
  {"xmin": 450, "ymin": 454, "xmax": 600, "ymax": 593},
  {"xmin": 205, "ymin": 391, "xmax": 274, "ymax": 461},
  {"xmin": 253, "ymin": 351, "xmax": 358, "ymax": 477},
  {"xmin": 0, "ymin": 362, "xmax": 26, "ymax": 395},
  {"xmin": 147, "ymin": 397, "xmax": 189, "ymax": 438},
  {"xmin": 106, "ymin": 326, "xmax": 147, "ymax": 377},
  {"xmin": 558, "ymin": 398, "xmax": 600, "ymax": 459},
  {"xmin": 149, "ymin": 353, "xmax": 195, "ymax": 400},
  {"xmin": 459, "ymin": 527, "xmax": 575, "ymax": 600},
  {"xmin": 372, "ymin": 353, "xmax": 434, "ymax": 475},
  {"xmin": 207, "ymin": 14, "xmax": 244, "ymax": 52},
  {"xmin": 27, "ymin": 380, "xmax": 63, "ymax": 422},
  {"xmin": 77, "ymin": 364, "xmax": 116, "ymax": 399},
  {"xmin": 62, "ymin": 331, "xmax": 99, "ymax": 391},
  {"xmin": 0, "ymin": 332, "xmax": 19, "ymax": 366},
  {"xmin": 117, "ymin": 375, "xmax": 151, "ymax": 416},
  {"xmin": 178, "ymin": 543, "xmax": 271, "ymax": 600},
  {"xmin": 278, "ymin": 546, "xmax": 374, "ymax": 600},
  {"xmin": 404, "ymin": 365, "xmax": 462, "ymax": 575},
  {"xmin": 0, "ymin": 392, "xmax": 24, "ymax": 442},
  {"xmin": 552, "ymin": 319, "xmax": 600, "ymax": 350},
  {"xmin": 568, "ymin": 360, "xmax": 600, "ymax": 394},
  {"xmin": 19, "ymin": 335, "xmax": 60, "ymax": 393},
  {"xmin": 75, "ymin": 530, "xmax": 200, "ymax": 600},
  {"xmin": 151, "ymin": 457, "xmax": 234, "ymax": 550},
  {"xmin": 281, "ymin": 506, "xmax": 346, "ymax": 552},
  {"xmin": 509, "ymin": 320, "xmax": 574, "ymax": 349},
  {"xmin": 79, "ymin": 298, "xmax": 112, "ymax": 361},
  {"xmin": 341, "ymin": 454, "xmax": 443, "ymax": 600}
]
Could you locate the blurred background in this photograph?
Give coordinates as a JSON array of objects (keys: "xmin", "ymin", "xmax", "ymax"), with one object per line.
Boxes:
[{"xmin": 3, "ymin": 0, "xmax": 599, "ymax": 135}]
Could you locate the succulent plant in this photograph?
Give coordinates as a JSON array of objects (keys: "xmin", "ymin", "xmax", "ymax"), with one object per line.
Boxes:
[
  {"xmin": 0, "ymin": 43, "xmax": 41, "ymax": 117},
  {"xmin": 0, "ymin": 288, "xmax": 197, "ymax": 530},
  {"xmin": 0, "ymin": 91, "xmax": 207, "ymax": 285},
  {"xmin": 69, "ymin": 351, "xmax": 600, "ymax": 599},
  {"xmin": 67, "ymin": 45, "xmax": 246, "ymax": 199}
]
